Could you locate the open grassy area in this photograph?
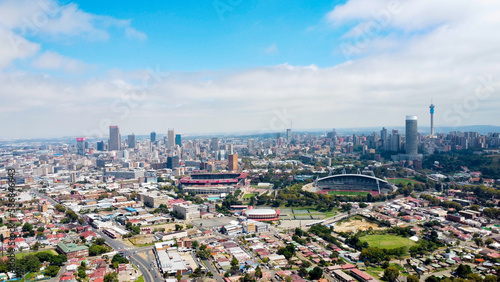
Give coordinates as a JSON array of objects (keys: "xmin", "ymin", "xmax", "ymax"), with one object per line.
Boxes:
[
  {"xmin": 136, "ymin": 276, "xmax": 145, "ymax": 282},
  {"xmin": 387, "ymin": 178, "xmax": 422, "ymax": 185},
  {"xmin": 16, "ymin": 249, "xmax": 58, "ymax": 259},
  {"xmin": 242, "ymin": 193, "xmax": 255, "ymax": 199},
  {"xmin": 328, "ymin": 191, "xmax": 369, "ymax": 196},
  {"xmin": 359, "ymin": 235, "xmax": 416, "ymax": 250}
]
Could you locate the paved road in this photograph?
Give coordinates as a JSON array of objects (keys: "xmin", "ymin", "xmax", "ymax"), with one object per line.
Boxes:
[{"xmin": 96, "ymin": 229, "xmax": 161, "ymax": 282}]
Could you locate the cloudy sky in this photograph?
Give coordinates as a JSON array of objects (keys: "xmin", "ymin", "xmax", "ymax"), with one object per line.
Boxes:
[{"xmin": 1, "ymin": 0, "xmax": 500, "ymax": 139}]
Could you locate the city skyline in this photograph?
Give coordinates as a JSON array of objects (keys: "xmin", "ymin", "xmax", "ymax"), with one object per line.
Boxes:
[{"xmin": 1, "ymin": 0, "xmax": 500, "ymax": 139}]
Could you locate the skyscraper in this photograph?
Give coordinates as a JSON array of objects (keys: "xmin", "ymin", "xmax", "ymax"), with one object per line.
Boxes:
[
  {"xmin": 228, "ymin": 154, "xmax": 238, "ymax": 171},
  {"xmin": 211, "ymin": 137, "xmax": 219, "ymax": 151},
  {"xmin": 405, "ymin": 115, "xmax": 418, "ymax": 155},
  {"xmin": 97, "ymin": 141, "xmax": 105, "ymax": 151},
  {"xmin": 76, "ymin": 138, "xmax": 85, "ymax": 155},
  {"xmin": 167, "ymin": 156, "xmax": 179, "ymax": 169},
  {"xmin": 168, "ymin": 129, "xmax": 175, "ymax": 148},
  {"xmin": 128, "ymin": 134, "xmax": 136, "ymax": 149},
  {"xmin": 108, "ymin": 126, "xmax": 120, "ymax": 151},
  {"xmin": 429, "ymin": 103, "xmax": 435, "ymax": 137},
  {"xmin": 150, "ymin": 131, "xmax": 156, "ymax": 143},
  {"xmin": 286, "ymin": 129, "xmax": 292, "ymax": 142},
  {"xmin": 175, "ymin": 134, "xmax": 182, "ymax": 147}
]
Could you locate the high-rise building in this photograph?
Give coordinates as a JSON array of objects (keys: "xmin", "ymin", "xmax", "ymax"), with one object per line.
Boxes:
[
  {"xmin": 150, "ymin": 131, "xmax": 156, "ymax": 143},
  {"xmin": 175, "ymin": 134, "xmax": 182, "ymax": 147},
  {"xmin": 211, "ymin": 137, "xmax": 219, "ymax": 151},
  {"xmin": 405, "ymin": 115, "xmax": 418, "ymax": 155},
  {"xmin": 97, "ymin": 141, "xmax": 105, "ymax": 151},
  {"xmin": 228, "ymin": 154, "xmax": 238, "ymax": 171},
  {"xmin": 286, "ymin": 129, "xmax": 292, "ymax": 142},
  {"xmin": 327, "ymin": 128, "xmax": 337, "ymax": 139},
  {"xmin": 429, "ymin": 103, "xmax": 435, "ymax": 138},
  {"xmin": 128, "ymin": 134, "xmax": 136, "ymax": 149},
  {"xmin": 167, "ymin": 156, "xmax": 179, "ymax": 169},
  {"xmin": 380, "ymin": 127, "xmax": 388, "ymax": 141},
  {"xmin": 248, "ymin": 139, "xmax": 255, "ymax": 152},
  {"xmin": 168, "ymin": 129, "xmax": 175, "ymax": 148},
  {"xmin": 76, "ymin": 138, "xmax": 85, "ymax": 155},
  {"xmin": 108, "ymin": 126, "xmax": 120, "ymax": 151}
]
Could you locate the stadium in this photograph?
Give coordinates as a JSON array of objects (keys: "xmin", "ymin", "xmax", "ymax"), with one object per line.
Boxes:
[
  {"xmin": 179, "ymin": 172, "xmax": 247, "ymax": 194},
  {"xmin": 244, "ymin": 208, "xmax": 280, "ymax": 221},
  {"xmin": 314, "ymin": 173, "xmax": 396, "ymax": 195}
]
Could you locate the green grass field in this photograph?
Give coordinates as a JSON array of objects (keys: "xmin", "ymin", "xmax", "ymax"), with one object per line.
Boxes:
[
  {"xmin": 359, "ymin": 235, "xmax": 416, "ymax": 250},
  {"xmin": 242, "ymin": 193, "xmax": 255, "ymax": 199},
  {"xmin": 16, "ymin": 249, "xmax": 58, "ymax": 259},
  {"xmin": 387, "ymin": 178, "xmax": 422, "ymax": 185},
  {"xmin": 328, "ymin": 191, "xmax": 369, "ymax": 196}
]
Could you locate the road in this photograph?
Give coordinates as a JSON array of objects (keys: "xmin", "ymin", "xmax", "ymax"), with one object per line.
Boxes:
[
  {"xmin": 33, "ymin": 189, "xmax": 162, "ymax": 282},
  {"xmin": 96, "ymin": 229, "xmax": 161, "ymax": 282}
]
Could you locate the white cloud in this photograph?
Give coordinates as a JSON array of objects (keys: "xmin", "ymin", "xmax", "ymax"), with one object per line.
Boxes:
[
  {"xmin": 0, "ymin": 27, "xmax": 40, "ymax": 69},
  {"xmin": 1, "ymin": 0, "xmax": 500, "ymax": 138},
  {"xmin": 31, "ymin": 51, "xmax": 89, "ymax": 72}
]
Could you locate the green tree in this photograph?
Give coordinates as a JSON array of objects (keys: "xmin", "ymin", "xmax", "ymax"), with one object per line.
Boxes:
[
  {"xmin": 230, "ymin": 256, "xmax": 240, "ymax": 273},
  {"xmin": 103, "ymin": 272, "xmax": 119, "ymax": 282},
  {"xmin": 407, "ymin": 275, "xmax": 419, "ymax": 282},
  {"xmin": 309, "ymin": 267, "xmax": 323, "ymax": 280},
  {"xmin": 22, "ymin": 223, "xmax": 33, "ymax": 232},
  {"xmin": 383, "ymin": 266, "xmax": 400, "ymax": 282},
  {"xmin": 255, "ymin": 265, "xmax": 262, "ymax": 278},
  {"xmin": 44, "ymin": 265, "xmax": 60, "ymax": 277},
  {"xmin": 455, "ymin": 264, "xmax": 472, "ymax": 278}
]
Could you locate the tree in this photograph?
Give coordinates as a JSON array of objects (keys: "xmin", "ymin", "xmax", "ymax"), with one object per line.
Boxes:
[
  {"xmin": 298, "ymin": 267, "xmax": 308, "ymax": 277},
  {"xmin": 44, "ymin": 265, "xmax": 60, "ymax": 277},
  {"xmin": 175, "ymin": 224, "xmax": 183, "ymax": 231},
  {"xmin": 455, "ymin": 264, "xmax": 472, "ymax": 278},
  {"xmin": 55, "ymin": 204, "xmax": 66, "ymax": 212},
  {"xmin": 484, "ymin": 275, "xmax": 498, "ymax": 282},
  {"xmin": 474, "ymin": 237, "xmax": 484, "ymax": 247},
  {"xmin": 230, "ymin": 256, "xmax": 240, "ymax": 273},
  {"xmin": 103, "ymin": 272, "xmax": 119, "ymax": 282},
  {"xmin": 407, "ymin": 275, "xmax": 419, "ymax": 282},
  {"xmin": 309, "ymin": 267, "xmax": 323, "ymax": 280},
  {"xmin": 255, "ymin": 265, "xmax": 262, "ymax": 278},
  {"xmin": 22, "ymin": 223, "xmax": 33, "ymax": 232},
  {"xmin": 192, "ymin": 240, "xmax": 199, "ymax": 249},
  {"xmin": 383, "ymin": 266, "xmax": 400, "ymax": 282}
]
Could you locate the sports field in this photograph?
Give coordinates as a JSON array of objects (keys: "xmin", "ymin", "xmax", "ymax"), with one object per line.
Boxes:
[
  {"xmin": 387, "ymin": 178, "xmax": 423, "ymax": 185},
  {"xmin": 328, "ymin": 191, "xmax": 369, "ymax": 196},
  {"xmin": 242, "ymin": 193, "xmax": 255, "ymax": 199},
  {"xmin": 359, "ymin": 235, "xmax": 416, "ymax": 249}
]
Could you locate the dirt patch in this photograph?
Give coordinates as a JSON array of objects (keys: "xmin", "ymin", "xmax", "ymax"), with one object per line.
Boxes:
[
  {"xmin": 128, "ymin": 234, "xmax": 155, "ymax": 245},
  {"xmin": 334, "ymin": 218, "xmax": 386, "ymax": 233}
]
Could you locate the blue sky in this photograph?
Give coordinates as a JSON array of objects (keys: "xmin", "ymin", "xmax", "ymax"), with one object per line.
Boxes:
[
  {"xmin": 1, "ymin": 0, "xmax": 500, "ymax": 138},
  {"xmin": 29, "ymin": 0, "xmax": 347, "ymax": 72}
]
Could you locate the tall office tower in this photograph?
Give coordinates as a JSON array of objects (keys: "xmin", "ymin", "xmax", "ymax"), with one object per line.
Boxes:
[
  {"xmin": 405, "ymin": 115, "xmax": 418, "ymax": 155},
  {"xmin": 390, "ymin": 133, "xmax": 401, "ymax": 151},
  {"xmin": 168, "ymin": 128, "xmax": 175, "ymax": 148},
  {"xmin": 429, "ymin": 103, "xmax": 435, "ymax": 137},
  {"xmin": 228, "ymin": 154, "xmax": 238, "ymax": 171},
  {"xmin": 211, "ymin": 137, "xmax": 219, "ymax": 151},
  {"xmin": 108, "ymin": 126, "xmax": 120, "ymax": 151},
  {"xmin": 76, "ymin": 138, "xmax": 85, "ymax": 155},
  {"xmin": 226, "ymin": 144, "xmax": 234, "ymax": 154},
  {"xmin": 175, "ymin": 134, "xmax": 182, "ymax": 147},
  {"xmin": 167, "ymin": 156, "xmax": 179, "ymax": 169},
  {"xmin": 276, "ymin": 133, "xmax": 281, "ymax": 139},
  {"xmin": 128, "ymin": 134, "xmax": 136, "ymax": 149},
  {"xmin": 150, "ymin": 131, "xmax": 156, "ymax": 143},
  {"xmin": 248, "ymin": 138, "xmax": 255, "ymax": 152},
  {"xmin": 327, "ymin": 128, "xmax": 337, "ymax": 139},
  {"xmin": 286, "ymin": 128, "xmax": 292, "ymax": 142},
  {"xmin": 97, "ymin": 141, "xmax": 105, "ymax": 151},
  {"xmin": 380, "ymin": 127, "xmax": 388, "ymax": 141}
]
